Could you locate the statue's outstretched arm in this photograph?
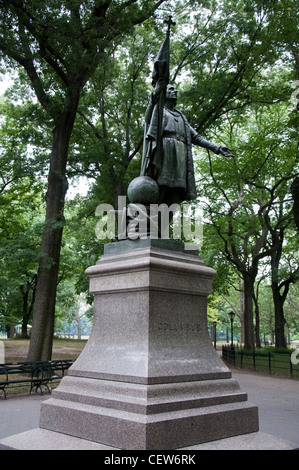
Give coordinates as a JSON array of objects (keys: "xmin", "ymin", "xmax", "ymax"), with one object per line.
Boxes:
[{"xmin": 190, "ymin": 126, "xmax": 235, "ymax": 158}]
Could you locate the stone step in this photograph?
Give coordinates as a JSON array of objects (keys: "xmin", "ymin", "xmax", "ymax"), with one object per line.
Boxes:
[{"xmin": 39, "ymin": 396, "xmax": 259, "ymax": 450}]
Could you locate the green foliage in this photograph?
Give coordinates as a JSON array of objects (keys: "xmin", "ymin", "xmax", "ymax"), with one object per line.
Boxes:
[
  {"xmin": 0, "ymin": 97, "xmax": 48, "ymax": 330},
  {"xmin": 68, "ymin": 24, "xmax": 160, "ymax": 206},
  {"xmin": 0, "ymin": 0, "xmax": 298, "ymax": 345},
  {"xmin": 0, "ymin": 193, "xmax": 44, "ymax": 328}
]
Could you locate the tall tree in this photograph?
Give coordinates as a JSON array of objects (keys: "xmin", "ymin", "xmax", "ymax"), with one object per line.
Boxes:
[
  {"xmin": 72, "ymin": 25, "xmax": 154, "ymax": 208},
  {"xmin": 201, "ymin": 163, "xmax": 271, "ymax": 350},
  {"xmin": 263, "ymin": 196, "xmax": 299, "ymax": 348},
  {"xmin": 175, "ymin": 0, "xmax": 283, "ymax": 134},
  {"xmin": 0, "ymin": 97, "xmax": 45, "ymax": 337},
  {"xmin": 0, "ymin": 0, "xmax": 166, "ymax": 360},
  {"xmin": 242, "ymin": 102, "xmax": 298, "ymax": 347},
  {"xmin": 198, "ymin": 98, "xmax": 298, "ymax": 349}
]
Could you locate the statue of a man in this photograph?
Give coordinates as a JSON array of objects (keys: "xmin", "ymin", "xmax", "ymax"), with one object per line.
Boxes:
[{"xmin": 141, "ymin": 82, "xmax": 234, "ymax": 206}]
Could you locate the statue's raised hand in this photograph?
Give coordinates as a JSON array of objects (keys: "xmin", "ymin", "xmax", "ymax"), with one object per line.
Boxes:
[
  {"xmin": 153, "ymin": 78, "xmax": 167, "ymax": 96},
  {"xmin": 219, "ymin": 146, "xmax": 235, "ymax": 158}
]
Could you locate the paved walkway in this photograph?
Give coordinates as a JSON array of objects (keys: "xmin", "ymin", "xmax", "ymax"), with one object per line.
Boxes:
[
  {"xmin": 230, "ymin": 368, "xmax": 299, "ymax": 445},
  {"xmin": 0, "ymin": 368, "xmax": 298, "ymax": 447}
]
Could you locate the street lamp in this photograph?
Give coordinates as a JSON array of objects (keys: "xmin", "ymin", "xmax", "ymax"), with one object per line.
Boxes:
[
  {"xmin": 213, "ymin": 321, "xmax": 217, "ymax": 349},
  {"xmin": 228, "ymin": 311, "xmax": 235, "ymax": 347}
]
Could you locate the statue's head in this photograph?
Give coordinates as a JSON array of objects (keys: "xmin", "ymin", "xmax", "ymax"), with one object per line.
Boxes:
[{"xmin": 166, "ymin": 84, "xmax": 177, "ymax": 102}]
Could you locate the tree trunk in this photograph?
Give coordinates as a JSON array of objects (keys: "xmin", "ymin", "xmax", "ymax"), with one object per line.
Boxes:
[
  {"xmin": 253, "ymin": 295, "xmax": 261, "ymax": 348},
  {"xmin": 27, "ymin": 92, "xmax": 80, "ymax": 361},
  {"xmin": 270, "ymin": 241, "xmax": 287, "ymax": 349},
  {"xmin": 243, "ymin": 274, "xmax": 255, "ymax": 350},
  {"xmin": 253, "ymin": 283, "xmax": 261, "ymax": 348},
  {"xmin": 238, "ymin": 279, "xmax": 245, "ymax": 344},
  {"xmin": 21, "ymin": 283, "xmax": 30, "ymax": 339},
  {"xmin": 291, "ymin": 177, "xmax": 299, "ymax": 231},
  {"xmin": 21, "ymin": 276, "xmax": 36, "ymax": 339},
  {"xmin": 6, "ymin": 325, "xmax": 16, "ymax": 338},
  {"xmin": 272, "ymin": 283, "xmax": 287, "ymax": 348},
  {"xmin": 75, "ymin": 315, "xmax": 81, "ymax": 340}
]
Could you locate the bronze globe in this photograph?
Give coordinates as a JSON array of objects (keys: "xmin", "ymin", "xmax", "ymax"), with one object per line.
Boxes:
[{"xmin": 127, "ymin": 176, "xmax": 160, "ymax": 205}]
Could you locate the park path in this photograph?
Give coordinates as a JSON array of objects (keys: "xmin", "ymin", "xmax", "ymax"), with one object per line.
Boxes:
[{"xmin": 231, "ymin": 368, "xmax": 299, "ymax": 446}]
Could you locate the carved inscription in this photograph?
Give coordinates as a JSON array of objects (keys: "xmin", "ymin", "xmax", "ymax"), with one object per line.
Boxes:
[{"xmin": 156, "ymin": 322, "xmax": 201, "ymax": 332}]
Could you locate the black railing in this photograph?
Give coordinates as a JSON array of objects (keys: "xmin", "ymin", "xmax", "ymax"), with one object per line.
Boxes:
[
  {"xmin": 222, "ymin": 344, "xmax": 236, "ymax": 366},
  {"xmin": 222, "ymin": 345, "xmax": 299, "ymax": 379}
]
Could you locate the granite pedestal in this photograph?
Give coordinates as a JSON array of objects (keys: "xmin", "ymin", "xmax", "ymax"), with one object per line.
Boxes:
[
  {"xmin": 0, "ymin": 240, "xmax": 268, "ymax": 449},
  {"xmin": 39, "ymin": 240, "xmax": 260, "ymax": 449}
]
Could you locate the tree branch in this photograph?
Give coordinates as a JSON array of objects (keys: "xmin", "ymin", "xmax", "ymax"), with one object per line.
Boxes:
[{"xmin": 77, "ymin": 111, "xmax": 103, "ymax": 141}]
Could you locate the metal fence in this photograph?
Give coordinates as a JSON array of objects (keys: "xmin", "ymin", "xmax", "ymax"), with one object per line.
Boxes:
[{"xmin": 222, "ymin": 345, "xmax": 299, "ymax": 379}]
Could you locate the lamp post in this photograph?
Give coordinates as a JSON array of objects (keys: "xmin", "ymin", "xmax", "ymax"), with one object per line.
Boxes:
[
  {"xmin": 213, "ymin": 321, "xmax": 217, "ymax": 349},
  {"xmin": 229, "ymin": 311, "xmax": 235, "ymax": 347}
]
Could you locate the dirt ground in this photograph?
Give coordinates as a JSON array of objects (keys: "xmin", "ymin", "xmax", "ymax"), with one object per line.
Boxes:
[{"xmin": 1, "ymin": 338, "xmax": 87, "ymax": 362}]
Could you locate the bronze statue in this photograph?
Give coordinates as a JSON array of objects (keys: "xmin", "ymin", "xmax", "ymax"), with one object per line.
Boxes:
[
  {"xmin": 137, "ymin": 16, "xmax": 234, "ymax": 207},
  {"xmin": 141, "ymin": 81, "xmax": 234, "ymax": 206},
  {"xmin": 126, "ymin": 17, "xmax": 234, "ymax": 240}
]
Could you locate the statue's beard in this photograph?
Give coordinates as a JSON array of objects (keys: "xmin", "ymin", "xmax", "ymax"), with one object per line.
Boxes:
[{"xmin": 165, "ymin": 97, "xmax": 177, "ymax": 109}]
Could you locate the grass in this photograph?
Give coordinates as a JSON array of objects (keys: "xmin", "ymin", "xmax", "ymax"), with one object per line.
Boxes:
[
  {"xmin": 234, "ymin": 347, "xmax": 299, "ymax": 379},
  {"xmin": 1, "ymin": 337, "xmax": 87, "ymax": 363}
]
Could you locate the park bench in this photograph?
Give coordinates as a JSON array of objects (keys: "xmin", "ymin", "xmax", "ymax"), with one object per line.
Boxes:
[{"xmin": 0, "ymin": 359, "xmax": 73, "ymax": 399}]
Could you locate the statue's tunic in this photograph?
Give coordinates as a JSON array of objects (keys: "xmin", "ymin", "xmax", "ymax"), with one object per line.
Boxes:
[
  {"xmin": 159, "ymin": 108, "xmax": 188, "ymax": 190},
  {"xmin": 141, "ymin": 93, "xmax": 220, "ymax": 203}
]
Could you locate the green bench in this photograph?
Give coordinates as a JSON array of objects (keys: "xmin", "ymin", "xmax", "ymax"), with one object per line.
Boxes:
[{"xmin": 0, "ymin": 359, "xmax": 73, "ymax": 399}]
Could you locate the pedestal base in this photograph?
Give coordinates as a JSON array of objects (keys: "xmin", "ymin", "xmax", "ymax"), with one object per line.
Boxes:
[
  {"xmin": 0, "ymin": 240, "xmax": 262, "ymax": 450},
  {"xmin": 37, "ymin": 378, "xmax": 258, "ymax": 449}
]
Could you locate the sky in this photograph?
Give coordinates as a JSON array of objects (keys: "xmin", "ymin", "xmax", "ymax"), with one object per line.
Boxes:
[{"xmin": 0, "ymin": 74, "xmax": 14, "ymax": 96}]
